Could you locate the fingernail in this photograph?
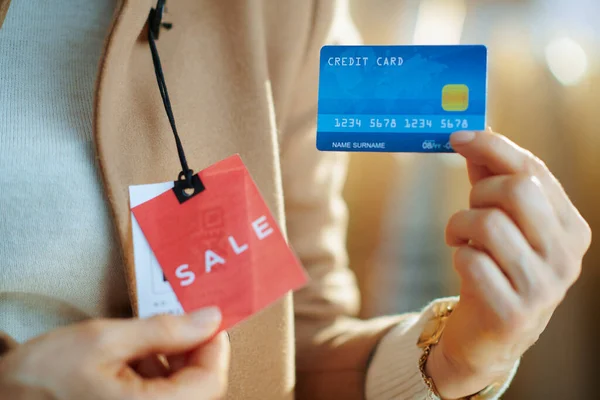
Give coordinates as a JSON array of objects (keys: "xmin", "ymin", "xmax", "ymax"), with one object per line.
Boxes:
[
  {"xmin": 451, "ymin": 130, "xmax": 476, "ymax": 144},
  {"xmin": 189, "ymin": 306, "xmax": 221, "ymax": 327}
]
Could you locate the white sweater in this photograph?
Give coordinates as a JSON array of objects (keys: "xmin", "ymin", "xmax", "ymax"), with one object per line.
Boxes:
[{"xmin": 0, "ymin": 0, "xmax": 130, "ymax": 343}]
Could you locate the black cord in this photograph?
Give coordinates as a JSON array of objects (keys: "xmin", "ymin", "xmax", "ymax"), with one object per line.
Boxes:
[{"xmin": 148, "ymin": 2, "xmax": 193, "ymax": 188}]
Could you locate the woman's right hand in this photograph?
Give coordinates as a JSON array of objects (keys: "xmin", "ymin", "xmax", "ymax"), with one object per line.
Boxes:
[{"xmin": 0, "ymin": 307, "xmax": 229, "ymax": 400}]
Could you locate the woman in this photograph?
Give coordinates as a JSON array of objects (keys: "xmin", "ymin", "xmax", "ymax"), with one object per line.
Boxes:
[{"xmin": 0, "ymin": 0, "xmax": 591, "ymax": 399}]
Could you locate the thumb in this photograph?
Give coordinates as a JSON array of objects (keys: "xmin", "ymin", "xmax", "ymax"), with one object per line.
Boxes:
[
  {"xmin": 165, "ymin": 332, "xmax": 231, "ymax": 399},
  {"xmin": 107, "ymin": 307, "xmax": 222, "ymax": 362},
  {"xmin": 145, "ymin": 332, "xmax": 231, "ymax": 400}
]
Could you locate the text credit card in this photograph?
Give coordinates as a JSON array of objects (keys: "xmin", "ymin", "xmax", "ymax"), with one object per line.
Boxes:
[{"xmin": 316, "ymin": 45, "xmax": 488, "ymax": 153}]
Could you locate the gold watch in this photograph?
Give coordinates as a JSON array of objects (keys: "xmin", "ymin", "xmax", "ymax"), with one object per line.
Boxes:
[{"xmin": 416, "ymin": 301, "xmax": 505, "ymax": 400}]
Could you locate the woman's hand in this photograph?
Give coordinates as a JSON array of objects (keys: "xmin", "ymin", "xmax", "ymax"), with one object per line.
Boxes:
[
  {"xmin": 427, "ymin": 130, "xmax": 591, "ymax": 399},
  {"xmin": 0, "ymin": 307, "xmax": 229, "ymax": 400}
]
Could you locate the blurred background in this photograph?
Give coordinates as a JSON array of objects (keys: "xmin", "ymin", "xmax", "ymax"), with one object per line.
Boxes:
[{"xmin": 334, "ymin": 0, "xmax": 600, "ymax": 398}]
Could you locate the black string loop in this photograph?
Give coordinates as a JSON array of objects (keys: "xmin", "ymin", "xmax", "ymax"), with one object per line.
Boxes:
[
  {"xmin": 148, "ymin": 0, "xmax": 165, "ymax": 39},
  {"xmin": 148, "ymin": 0, "xmax": 199, "ymax": 196},
  {"xmin": 178, "ymin": 169, "xmax": 194, "ymax": 186}
]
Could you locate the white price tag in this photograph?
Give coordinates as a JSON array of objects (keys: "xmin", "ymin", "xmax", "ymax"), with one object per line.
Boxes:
[{"xmin": 129, "ymin": 182, "xmax": 184, "ymax": 318}]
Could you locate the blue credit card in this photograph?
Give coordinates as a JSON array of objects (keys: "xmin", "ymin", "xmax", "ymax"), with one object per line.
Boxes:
[{"xmin": 316, "ymin": 45, "xmax": 488, "ymax": 153}]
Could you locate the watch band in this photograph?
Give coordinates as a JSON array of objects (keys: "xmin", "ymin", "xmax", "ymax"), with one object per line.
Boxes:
[
  {"xmin": 416, "ymin": 300, "xmax": 506, "ymax": 400},
  {"xmin": 417, "ymin": 301, "xmax": 454, "ymax": 398}
]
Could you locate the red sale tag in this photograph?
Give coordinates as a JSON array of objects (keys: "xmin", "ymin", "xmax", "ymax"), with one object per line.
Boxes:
[{"xmin": 132, "ymin": 155, "xmax": 308, "ymax": 330}]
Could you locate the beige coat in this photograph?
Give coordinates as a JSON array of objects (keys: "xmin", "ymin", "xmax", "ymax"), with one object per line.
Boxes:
[{"xmin": 0, "ymin": 1, "xmax": 407, "ymax": 398}]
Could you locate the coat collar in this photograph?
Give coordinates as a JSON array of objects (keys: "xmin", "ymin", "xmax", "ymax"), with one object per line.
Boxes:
[{"xmin": 0, "ymin": 0, "xmax": 10, "ymax": 29}]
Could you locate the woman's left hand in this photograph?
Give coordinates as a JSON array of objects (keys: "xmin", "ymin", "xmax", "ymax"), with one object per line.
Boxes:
[{"xmin": 426, "ymin": 129, "xmax": 592, "ymax": 399}]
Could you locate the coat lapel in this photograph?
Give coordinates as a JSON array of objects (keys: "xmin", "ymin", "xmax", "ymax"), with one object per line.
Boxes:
[
  {"xmin": 94, "ymin": 0, "xmax": 153, "ymax": 313},
  {"xmin": 94, "ymin": 2, "xmax": 295, "ymax": 397}
]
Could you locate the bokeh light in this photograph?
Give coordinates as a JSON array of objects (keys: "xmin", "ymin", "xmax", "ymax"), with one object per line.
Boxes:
[{"xmin": 545, "ymin": 37, "xmax": 589, "ymax": 86}]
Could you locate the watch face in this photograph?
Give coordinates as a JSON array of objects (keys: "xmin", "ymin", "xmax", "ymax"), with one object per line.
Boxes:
[
  {"xmin": 417, "ymin": 318, "xmax": 445, "ymax": 348},
  {"xmin": 417, "ymin": 301, "xmax": 456, "ymax": 348}
]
